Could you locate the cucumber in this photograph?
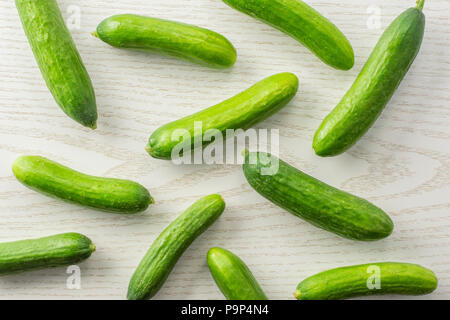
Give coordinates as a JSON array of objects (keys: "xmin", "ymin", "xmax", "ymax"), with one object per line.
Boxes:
[
  {"xmin": 223, "ymin": 0, "xmax": 354, "ymax": 70},
  {"xmin": 207, "ymin": 247, "xmax": 268, "ymax": 300},
  {"xmin": 243, "ymin": 151, "xmax": 393, "ymax": 241},
  {"xmin": 294, "ymin": 262, "xmax": 437, "ymax": 300},
  {"xmin": 12, "ymin": 155, "xmax": 153, "ymax": 214},
  {"xmin": 127, "ymin": 194, "xmax": 225, "ymax": 300},
  {"xmin": 0, "ymin": 233, "xmax": 95, "ymax": 276},
  {"xmin": 15, "ymin": 0, "xmax": 97, "ymax": 129},
  {"xmin": 147, "ymin": 72, "xmax": 298, "ymax": 160},
  {"xmin": 313, "ymin": 1, "xmax": 426, "ymax": 156},
  {"xmin": 93, "ymin": 14, "xmax": 237, "ymax": 68}
]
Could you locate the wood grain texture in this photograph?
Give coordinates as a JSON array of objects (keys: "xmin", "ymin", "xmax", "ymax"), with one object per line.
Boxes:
[{"xmin": 0, "ymin": 0, "xmax": 449, "ymax": 300}]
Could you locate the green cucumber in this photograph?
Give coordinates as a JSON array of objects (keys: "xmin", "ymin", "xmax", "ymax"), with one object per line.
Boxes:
[
  {"xmin": 0, "ymin": 233, "xmax": 95, "ymax": 276},
  {"xmin": 147, "ymin": 72, "xmax": 299, "ymax": 160},
  {"xmin": 93, "ymin": 14, "xmax": 236, "ymax": 68},
  {"xmin": 313, "ymin": 1, "xmax": 426, "ymax": 156},
  {"xmin": 223, "ymin": 0, "xmax": 354, "ymax": 70},
  {"xmin": 207, "ymin": 247, "xmax": 268, "ymax": 300},
  {"xmin": 127, "ymin": 194, "xmax": 225, "ymax": 300},
  {"xmin": 243, "ymin": 151, "xmax": 393, "ymax": 241},
  {"xmin": 294, "ymin": 262, "xmax": 437, "ymax": 300},
  {"xmin": 12, "ymin": 155, "xmax": 153, "ymax": 214},
  {"xmin": 15, "ymin": 0, "xmax": 97, "ymax": 128}
]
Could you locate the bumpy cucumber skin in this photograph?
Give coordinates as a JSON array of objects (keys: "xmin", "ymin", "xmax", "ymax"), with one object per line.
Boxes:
[
  {"xmin": 223, "ymin": 0, "xmax": 354, "ymax": 70},
  {"xmin": 313, "ymin": 5, "xmax": 426, "ymax": 156},
  {"xmin": 12, "ymin": 155, "xmax": 153, "ymax": 214},
  {"xmin": 243, "ymin": 152, "xmax": 393, "ymax": 241},
  {"xmin": 147, "ymin": 72, "xmax": 299, "ymax": 160},
  {"xmin": 207, "ymin": 247, "xmax": 268, "ymax": 300},
  {"xmin": 295, "ymin": 262, "xmax": 437, "ymax": 300},
  {"xmin": 15, "ymin": 0, "xmax": 97, "ymax": 128},
  {"xmin": 0, "ymin": 233, "xmax": 95, "ymax": 276},
  {"xmin": 127, "ymin": 195, "xmax": 225, "ymax": 300},
  {"xmin": 95, "ymin": 14, "xmax": 236, "ymax": 68}
]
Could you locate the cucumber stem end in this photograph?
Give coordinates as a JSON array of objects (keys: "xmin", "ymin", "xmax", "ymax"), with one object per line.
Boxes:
[
  {"xmin": 91, "ymin": 31, "xmax": 99, "ymax": 38},
  {"xmin": 416, "ymin": 0, "xmax": 425, "ymax": 10}
]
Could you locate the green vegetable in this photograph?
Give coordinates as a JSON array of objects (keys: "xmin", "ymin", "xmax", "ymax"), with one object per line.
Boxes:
[
  {"xmin": 207, "ymin": 247, "xmax": 268, "ymax": 300},
  {"xmin": 12, "ymin": 155, "xmax": 153, "ymax": 214},
  {"xmin": 243, "ymin": 151, "xmax": 393, "ymax": 241},
  {"xmin": 0, "ymin": 233, "xmax": 95, "ymax": 276},
  {"xmin": 313, "ymin": 1, "xmax": 426, "ymax": 156},
  {"xmin": 295, "ymin": 262, "xmax": 437, "ymax": 300},
  {"xmin": 223, "ymin": 0, "xmax": 354, "ymax": 70},
  {"xmin": 93, "ymin": 14, "xmax": 236, "ymax": 68},
  {"xmin": 147, "ymin": 72, "xmax": 299, "ymax": 160},
  {"xmin": 127, "ymin": 194, "xmax": 225, "ymax": 300},
  {"xmin": 15, "ymin": 0, "xmax": 97, "ymax": 128}
]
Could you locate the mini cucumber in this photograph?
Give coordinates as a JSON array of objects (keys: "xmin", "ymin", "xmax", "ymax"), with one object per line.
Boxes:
[
  {"xmin": 127, "ymin": 194, "xmax": 225, "ymax": 300},
  {"xmin": 207, "ymin": 247, "xmax": 268, "ymax": 300},
  {"xmin": 147, "ymin": 72, "xmax": 299, "ymax": 160},
  {"xmin": 12, "ymin": 155, "xmax": 153, "ymax": 214},
  {"xmin": 93, "ymin": 14, "xmax": 237, "ymax": 68},
  {"xmin": 0, "ymin": 233, "xmax": 95, "ymax": 276},
  {"xmin": 294, "ymin": 262, "xmax": 438, "ymax": 300},
  {"xmin": 243, "ymin": 151, "xmax": 393, "ymax": 241},
  {"xmin": 223, "ymin": 0, "xmax": 354, "ymax": 70},
  {"xmin": 15, "ymin": 0, "xmax": 97, "ymax": 128},
  {"xmin": 313, "ymin": 1, "xmax": 426, "ymax": 156}
]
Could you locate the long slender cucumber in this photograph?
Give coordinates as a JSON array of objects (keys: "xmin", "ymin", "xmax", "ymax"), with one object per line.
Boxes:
[
  {"xmin": 243, "ymin": 151, "xmax": 393, "ymax": 241},
  {"xmin": 0, "ymin": 233, "xmax": 95, "ymax": 276},
  {"xmin": 93, "ymin": 14, "xmax": 236, "ymax": 68},
  {"xmin": 294, "ymin": 262, "xmax": 437, "ymax": 300},
  {"xmin": 15, "ymin": 0, "xmax": 97, "ymax": 128},
  {"xmin": 12, "ymin": 155, "xmax": 153, "ymax": 214},
  {"xmin": 223, "ymin": 0, "xmax": 354, "ymax": 70},
  {"xmin": 127, "ymin": 194, "xmax": 225, "ymax": 300},
  {"xmin": 207, "ymin": 247, "xmax": 268, "ymax": 300},
  {"xmin": 147, "ymin": 72, "xmax": 299, "ymax": 160},
  {"xmin": 313, "ymin": 1, "xmax": 426, "ymax": 156}
]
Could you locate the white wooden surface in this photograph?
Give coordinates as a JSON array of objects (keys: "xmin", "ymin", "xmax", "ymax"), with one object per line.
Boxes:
[{"xmin": 0, "ymin": 0, "xmax": 449, "ymax": 300}]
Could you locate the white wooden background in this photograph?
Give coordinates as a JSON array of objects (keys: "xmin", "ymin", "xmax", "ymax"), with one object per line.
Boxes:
[{"xmin": 0, "ymin": 0, "xmax": 449, "ymax": 300}]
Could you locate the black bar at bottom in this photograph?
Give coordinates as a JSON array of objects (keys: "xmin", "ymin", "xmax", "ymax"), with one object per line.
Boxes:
[{"xmin": 0, "ymin": 299, "xmax": 447, "ymax": 318}]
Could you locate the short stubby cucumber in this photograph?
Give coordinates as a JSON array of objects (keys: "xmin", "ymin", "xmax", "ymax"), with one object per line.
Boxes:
[
  {"xmin": 313, "ymin": 1, "xmax": 426, "ymax": 156},
  {"xmin": 147, "ymin": 72, "xmax": 299, "ymax": 160},
  {"xmin": 127, "ymin": 194, "xmax": 225, "ymax": 300},
  {"xmin": 243, "ymin": 151, "xmax": 394, "ymax": 241},
  {"xmin": 223, "ymin": 0, "xmax": 354, "ymax": 70},
  {"xmin": 0, "ymin": 233, "xmax": 95, "ymax": 276},
  {"xmin": 294, "ymin": 262, "xmax": 438, "ymax": 300},
  {"xmin": 207, "ymin": 247, "xmax": 268, "ymax": 300},
  {"xmin": 12, "ymin": 155, "xmax": 153, "ymax": 214},
  {"xmin": 94, "ymin": 14, "xmax": 237, "ymax": 68},
  {"xmin": 15, "ymin": 0, "xmax": 97, "ymax": 128}
]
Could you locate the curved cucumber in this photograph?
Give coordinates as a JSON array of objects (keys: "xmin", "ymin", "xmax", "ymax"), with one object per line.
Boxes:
[
  {"xmin": 295, "ymin": 262, "xmax": 437, "ymax": 300},
  {"xmin": 0, "ymin": 233, "xmax": 95, "ymax": 276},
  {"xmin": 94, "ymin": 14, "xmax": 236, "ymax": 68},
  {"xmin": 147, "ymin": 72, "xmax": 299, "ymax": 160},
  {"xmin": 15, "ymin": 0, "xmax": 97, "ymax": 128},
  {"xmin": 223, "ymin": 0, "xmax": 354, "ymax": 70},
  {"xmin": 12, "ymin": 155, "xmax": 153, "ymax": 214},
  {"xmin": 243, "ymin": 151, "xmax": 393, "ymax": 241},
  {"xmin": 207, "ymin": 247, "xmax": 268, "ymax": 300},
  {"xmin": 313, "ymin": 1, "xmax": 426, "ymax": 156},
  {"xmin": 127, "ymin": 194, "xmax": 225, "ymax": 300}
]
